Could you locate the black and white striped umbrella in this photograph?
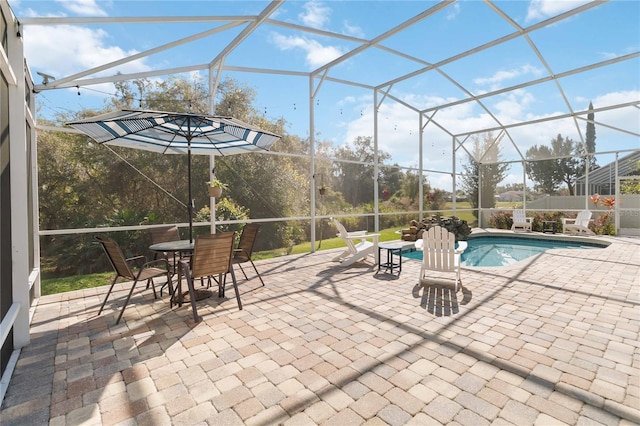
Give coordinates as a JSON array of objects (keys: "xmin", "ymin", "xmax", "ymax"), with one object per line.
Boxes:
[{"xmin": 67, "ymin": 109, "xmax": 281, "ymax": 241}]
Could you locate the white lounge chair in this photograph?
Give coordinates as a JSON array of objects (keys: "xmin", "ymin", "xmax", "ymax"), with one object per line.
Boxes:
[
  {"xmin": 562, "ymin": 210, "xmax": 594, "ymax": 235},
  {"xmin": 331, "ymin": 218, "xmax": 380, "ymax": 266},
  {"xmin": 511, "ymin": 209, "xmax": 532, "ymax": 232},
  {"xmin": 417, "ymin": 226, "xmax": 467, "ymax": 292}
]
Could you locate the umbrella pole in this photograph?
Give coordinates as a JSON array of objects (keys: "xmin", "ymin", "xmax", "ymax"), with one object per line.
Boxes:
[{"xmin": 188, "ymin": 142, "xmax": 193, "ymax": 243}]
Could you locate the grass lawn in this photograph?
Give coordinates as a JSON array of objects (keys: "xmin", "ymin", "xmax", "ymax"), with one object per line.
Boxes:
[{"xmin": 42, "ymin": 272, "xmax": 114, "ymax": 296}]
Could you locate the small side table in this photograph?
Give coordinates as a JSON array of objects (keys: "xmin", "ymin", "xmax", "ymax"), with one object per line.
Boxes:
[
  {"xmin": 378, "ymin": 241, "xmax": 412, "ymax": 275},
  {"xmin": 542, "ymin": 220, "xmax": 557, "ymax": 234}
]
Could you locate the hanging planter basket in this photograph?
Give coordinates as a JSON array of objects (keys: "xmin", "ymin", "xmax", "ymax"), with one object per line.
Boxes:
[{"xmin": 208, "ymin": 186, "xmax": 223, "ymax": 198}]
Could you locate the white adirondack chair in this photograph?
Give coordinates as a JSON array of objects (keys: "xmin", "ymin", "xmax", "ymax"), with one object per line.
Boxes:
[
  {"xmin": 418, "ymin": 226, "xmax": 467, "ymax": 292},
  {"xmin": 562, "ymin": 210, "xmax": 594, "ymax": 235},
  {"xmin": 511, "ymin": 209, "xmax": 532, "ymax": 232},
  {"xmin": 331, "ymin": 219, "xmax": 380, "ymax": 266}
]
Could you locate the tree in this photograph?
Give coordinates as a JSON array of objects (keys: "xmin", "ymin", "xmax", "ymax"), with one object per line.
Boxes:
[
  {"xmin": 38, "ymin": 75, "xmax": 312, "ymax": 275},
  {"xmin": 620, "ymin": 160, "xmax": 640, "ymax": 194},
  {"xmin": 583, "ymin": 101, "xmax": 598, "ymax": 170},
  {"xmin": 378, "ymin": 164, "xmax": 404, "ymax": 198},
  {"xmin": 526, "ymin": 134, "xmax": 581, "ymax": 195},
  {"xmin": 459, "ymin": 133, "xmax": 510, "ymax": 218},
  {"xmin": 333, "ymin": 136, "xmax": 391, "ymax": 206},
  {"xmin": 402, "ymin": 170, "xmax": 421, "ymax": 203}
]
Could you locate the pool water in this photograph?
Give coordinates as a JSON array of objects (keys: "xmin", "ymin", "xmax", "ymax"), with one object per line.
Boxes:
[{"xmin": 402, "ymin": 236, "xmax": 605, "ymax": 267}]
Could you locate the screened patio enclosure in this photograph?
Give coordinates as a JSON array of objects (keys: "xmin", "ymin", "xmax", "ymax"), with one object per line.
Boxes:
[
  {"xmin": 18, "ymin": 0, "xmax": 639, "ymax": 242},
  {"xmin": 2, "ymin": 0, "xmax": 640, "ymax": 405}
]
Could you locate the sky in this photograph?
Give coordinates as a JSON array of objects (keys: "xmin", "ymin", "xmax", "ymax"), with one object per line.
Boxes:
[{"xmin": 8, "ymin": 0, "xmax": 640, "ymax": 191}]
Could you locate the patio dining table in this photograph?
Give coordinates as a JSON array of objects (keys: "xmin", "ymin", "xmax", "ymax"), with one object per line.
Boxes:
[
  {"xmin": 148, "ymin": 240, "xmax": 213, "ymax": 309},
  {"xmin": 148, "ymin": 239, "xmax": 195, "ymax": 254}
]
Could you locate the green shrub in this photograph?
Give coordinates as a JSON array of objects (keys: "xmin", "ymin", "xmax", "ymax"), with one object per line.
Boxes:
[{"xmin": 489, "ymin": 211, "xmax": 512, "ymax": 230}]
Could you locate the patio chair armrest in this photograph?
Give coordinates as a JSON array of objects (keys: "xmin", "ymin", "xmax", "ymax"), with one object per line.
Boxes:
[
  {"xmin": 562, "ymin": 218, "xmax": 576, "ymax": 225},
  {"xmin": 344, "ymin": 232, "xmax": 379, "ymax": 241},
  {"xmin": 455, "ymin": 241, "xmax": 468, "ymax": 254},
  {"xmin": 140, "ymin": 258, "xmax": 170, "ymax": 270},
  {"xmin": 233, "ymin": 248, "xmax": 250, "ymax": 260},
  {"xmin": 346, "ymin": 230, "xmax": 367, "ymax": 237},
  {"xmin": 126, "ymin": 255, "xmax": 147, "ymax": 269}
]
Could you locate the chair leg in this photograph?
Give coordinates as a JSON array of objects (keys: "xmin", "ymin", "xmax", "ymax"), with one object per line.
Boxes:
[
  {"xmin": 165, "ymin": 271, "xmax": 174, "ymax": 299},
  {"xmin": 237, "ymin": 263, "xmax": 249, "ymax": 280},
  {"xmin": 228, "ymin": 267, "xmax": 243, "ymax": 310},
  {"xmin": 115, "ymin": 280, "xmax": 141, "ymax": 324},
  {"xmin": 249, "ymin": 259, "xmax": 265, "ymax": 286},
  {"xmin": 183, "ymin": 273, "xmax": 201, "ymax": 323},
  {"xmin": 217, "ymin": 273, "xmax": 226, "ymax": 297},
  {"xmin": 98, "ymin": 275, "xmax": 120, "ymax": 315},
  {"xmin": 148, "ymin": 278, "xmax": 158, "ymax": 299}
]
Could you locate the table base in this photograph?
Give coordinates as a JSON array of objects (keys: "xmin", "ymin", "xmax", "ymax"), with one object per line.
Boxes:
[{"xmin": 542, "ymin": 221, "xmax": 557, "ymax": 234}]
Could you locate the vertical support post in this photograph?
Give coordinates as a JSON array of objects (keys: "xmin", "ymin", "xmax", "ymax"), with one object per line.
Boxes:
[
  {"xmin": 8, "ymin": 14, "xmax": 30, "ymax": 348},
  {"xmin": 614, "ymin": 152, "xmax": 619, "ymax": 234},
  {"xmin": 309, "ymin": 75, "xmax": 317, "ymax": 251},
  {"xmin": 478, "ymin": 159, "xmax": 482, "ymax": 228},
  {"xmin": 452, "ymin": 135, "xmax": 456, "ymax": 216},
  {"xmin": 522, "ymin": 160, "xmax": 527, "ymax": 210},
  {"xmin": 418, "ymin": 114, "xmax": 424, "ymax": 221},
  {"xmin": 209, "ymin": 155, "xmax": 216, "ymax": 234},
  {"xmin": 208, "ymin": 67, "xmax": 217, "ymax": 234},
  {"xmin": 585, "ymin": 153, "xmax": 590, "ymax": 209},
  {"xmin": 373, "ymin": 90, "xmax": 379, "ymax": 232}
]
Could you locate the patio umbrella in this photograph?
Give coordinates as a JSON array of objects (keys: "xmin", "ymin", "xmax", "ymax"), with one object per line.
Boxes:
[{"xmin": 67, "ymin": 109, "xmax": 281, "ymax": 242}]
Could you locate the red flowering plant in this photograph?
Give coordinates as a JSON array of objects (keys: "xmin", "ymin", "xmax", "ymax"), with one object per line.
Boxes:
[
  {"xmin": 382, "ymin": 188, "xmax": 390, "ymax": 198},
  {"xmin": 590, "ymin": 193, "xmax": 616, "ymax": 235}
]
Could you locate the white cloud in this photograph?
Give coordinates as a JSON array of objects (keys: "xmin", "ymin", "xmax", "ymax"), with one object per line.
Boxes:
[
  {"xmin": 526, "ymin": 0, "xmax": 590, "ymax": 22},
  {"xmin": 446, "ymin": 3, "xmax": 460, "ymax": 21},
  {"xmin": 23, "ymin": 25, "xmax": 149, "ymax": 76},
  {"xmin": 342, "ymin": 20, "xmax": 364, "ymax": 38},
  {"xmin": 473, "ymin": 65, "xmax": 543, "ymax": 91},
  {"xmin": 55, "ymin": 0, "xmax": 108, "ymax": 17},
  {"xmin": 590, "ymin": 90, "xmax": 640, "ymax": 134},
  {"xmin": 270, "ymin": 33, "xmax": 344, "ymax": 68},
  {"xmin": 299, "ymin": 1, "xmax": 331, "ymax": 29},
  {"xmin": 23, "ymin": 24, "xmax": 152, "ymax": 104},
  {"xmin": 493, "ymin": 90, "xmax": 536, "ymax": 122},
  {"xmin": 337, "ymin": 88, "xmax": 639, "ymax": 192}
]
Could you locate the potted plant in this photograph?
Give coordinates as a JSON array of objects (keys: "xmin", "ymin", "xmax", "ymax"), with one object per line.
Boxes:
[
  {"xmin": 207, "ymin": 178, "xmax": 228, "ymax": 198},
  {"xmin": 318, "ymin": 185, "xmax": 327, "ymax": 196}
]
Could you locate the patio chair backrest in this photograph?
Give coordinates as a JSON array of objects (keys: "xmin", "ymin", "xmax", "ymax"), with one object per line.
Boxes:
[
  {"xmin": 422, "ymin": 226, "xmax": 457, "ymax": 273},
  {"xmin": 333, "ymin": 219, "xmax": 358, "ymax": 254},
  {"xmin": 235, "ymin": 224, "xmax": 260, "ymax": 262},
  {"xmin": 575, "ymin": 210, "xmax": 592, "ymax": 227},
  {"xmin": 149, "ymin": 225, "xmax": 180, "ymax": 244},
  {"xmin": 513, "ymin": 209, "xmax": 527, "ymax": 223},
  {"xmin": 191, "ymin": 232, "xmax": 236, "ymax": 279},
  {"xmin": 95, "ymin": 236, "xmax": 135, "ymax": 280}
]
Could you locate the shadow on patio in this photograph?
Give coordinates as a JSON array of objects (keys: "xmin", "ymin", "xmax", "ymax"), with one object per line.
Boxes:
[{"xmin": 2, "ymin": 236, "xmax": 639, "ymax": 425}]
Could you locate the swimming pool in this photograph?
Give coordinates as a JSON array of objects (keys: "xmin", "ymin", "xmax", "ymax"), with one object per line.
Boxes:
[{"xmin": 403, "ymin": 235, "xmax": 607, "ymax": 267}]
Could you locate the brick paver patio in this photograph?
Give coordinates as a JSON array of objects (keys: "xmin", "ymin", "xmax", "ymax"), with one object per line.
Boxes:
[{"xmin": 1, "ymin": 232, "xmax": 639, "ymax": 425}]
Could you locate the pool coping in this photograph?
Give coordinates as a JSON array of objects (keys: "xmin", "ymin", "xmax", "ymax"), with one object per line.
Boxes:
[
  {"xmin": 400, "ymin": 227, "xmax": 611, "ymax": 268},
  {"xmin": 466, "ymin": 227, "xmax": 611, "ymax": 248}
]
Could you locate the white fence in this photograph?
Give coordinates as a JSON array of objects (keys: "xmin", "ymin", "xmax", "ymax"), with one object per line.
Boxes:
[{"xmin": 480, "ymin": 195, "xmax": 640, "ymax": 236}]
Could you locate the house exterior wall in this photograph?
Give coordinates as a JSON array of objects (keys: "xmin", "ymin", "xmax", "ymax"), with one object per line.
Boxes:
[{"xmin": 0, "ymin": 0, "xmax": 39, "ymax": 404}]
